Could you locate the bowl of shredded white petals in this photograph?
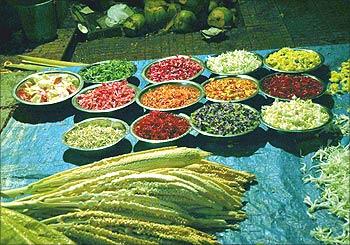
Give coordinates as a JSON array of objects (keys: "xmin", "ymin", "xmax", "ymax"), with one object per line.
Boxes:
[
  {"xmin": 205, "ymin": 50, "xmax": 263, "ymax": 75},
  {"xmin": 261, "ymin": 99, "xmax": 332, "ymax": 133}
]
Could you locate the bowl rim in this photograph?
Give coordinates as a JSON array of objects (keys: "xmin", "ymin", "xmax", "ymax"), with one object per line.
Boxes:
[
  {"xmin": 12, "ymin": 70, "xmax": 84, "ymax": 106},
  {"xmin": 259, "ymin": 73, "xmax": 327, "ymax": 101},
  {"xmin": 260, "ymin": 103, "xmax": 333, "ymax": 133},
  {"xmin": 62, "ymin": 117, "xmax": 129, "ymax": 151},
  {"xmin": 141, "ymin": 55, "xmax": 205, "ymax": 84},
  {"xmin": 136, "ymin": 80, "xmax": 205, "ymax": 112},
  {"xmin": 263, "ymin": 48, "xmax": 325, "ymax": 73},
  {"xmin": 202, "ymin": 74, "xmax": 260, "ymax": 103},
  {"xmin": 71, "ymin": 82, "xmax": 140, "ymax": 113},
  {"xmin": 78, "ymin": 60, "xmax": 137, "ymax": 84},
  {"xmin": 130, "ymin": 112, "xmax": 192, "ymax": 143},
  {"xmin": 205, "ymin": 51, "xmax": 263, "ymax": 76},
  {"xmin": 190, "ymin": 102, "xmax": 261, "ymax": 138}
]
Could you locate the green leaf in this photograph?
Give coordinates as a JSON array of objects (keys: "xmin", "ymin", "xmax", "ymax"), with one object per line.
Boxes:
[
  {"xmin": 0, "ymin": 207, "xmax": 75, "ymax": 245},
  {"xmin": 200, "ymin": 27, "xmax": 224, "ymax": 39},
  {"xmin": 79, "ymin": 6, "xmax": 94, "ymax": 15}
]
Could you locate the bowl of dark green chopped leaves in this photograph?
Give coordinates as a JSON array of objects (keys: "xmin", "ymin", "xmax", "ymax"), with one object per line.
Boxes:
[
  {"xmin": 62, "ymin": 117, "xmax": 129, "ymax": 154},
  {"xmin": 79, "ymin": 60, "xmax": 137, "ymax": 84},
  {"xmin": 190, "ymin": 103, "xmax": 260, "ymax": 137}
]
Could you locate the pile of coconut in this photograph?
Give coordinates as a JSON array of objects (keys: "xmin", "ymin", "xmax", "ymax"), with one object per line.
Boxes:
[{"xmin": 85, "ymin": 0, "xmax": 238, "ymax": 36}]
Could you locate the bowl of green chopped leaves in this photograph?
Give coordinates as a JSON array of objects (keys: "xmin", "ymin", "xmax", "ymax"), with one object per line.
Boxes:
[
  {"xmin": 62, "ymin": 117, "xmax": 129, "ymax": 154},
  {"xmin": 79, "ymin": 60, "xmax": 137, "ymax": 84}
]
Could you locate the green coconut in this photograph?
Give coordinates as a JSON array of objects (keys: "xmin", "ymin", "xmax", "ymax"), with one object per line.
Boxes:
[
  {"xmin": 167, "ymin": 3, "xmax": 181, "ymax": 19},
  {"xmin": 207, "ymin": 6, "xmax": 233, "ymax": 28},
  {"xmin": 173, "ymin": 10, "xmax": 197, "ymax": 33},
  {"xmin": 123, "ymin": 13, "xmax": 146, "ymax": 37},
  {"xmin": 144, "ymin": 0, "xmax": 167, "ymax": 7},
  {"xmin": 177, "ymin": 0, "xmax": 209, "ymax": 15},
  {"xmin": 208, "ymin": 0, "xmax": 219, "ymax": 13},
  {"xmin": 144, "ymin": 0, "xmax": 169, "ymax": 31}
]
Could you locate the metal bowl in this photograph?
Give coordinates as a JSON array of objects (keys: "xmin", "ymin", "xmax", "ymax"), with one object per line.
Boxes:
[
  {"xmin": 190, "ymin": 103, "xmax": 261, "ymax": 138},
  {"xmin": 62, "ymin": 117, "xmax": 129, "ymax": 153},
  {"xmin": 202, "ymin": 75, "xmax": 259, "ymax": 103},
  {"xmin": 205, "ymin": 52, "xmax": 263, "ymax": 76},
  {"xmin": 261, "ymin": 104, "xmax": 333, "ymax": 133},
  {"xmin": 72, "ymin": 82, "xmax": 140, "ymax": 113},
  {"xmin": 263, "ymin": 48, "xmax": 325, "ymax": 73},
  {"xmin": 136, "ymin": 80, "xmax": 205, "ymax": 111},
  {"xmin": 13, "ymin": 71, "xmax": 84, "ymax": 106},
  {"xmin": 259, "ymin": 73, "xmax": 327, "ymax": 101},
  {"xmin": 141, "ymin": 55, "xmax": 205, "ymax": 84},
  {"xmin": 130, "ymin": 113, "xmax": 191, "ymax": 143},
  {"xmin": 78, "ymin": 60, "xmax": 137, "ymax": 84}
]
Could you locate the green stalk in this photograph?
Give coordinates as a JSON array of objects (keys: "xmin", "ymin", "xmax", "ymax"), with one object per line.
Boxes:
[
  {"xmin": 42, "ymin": 215, "xmax": 71, "ymax": 224},
  {"xmin": 15, "ymin": 193, "xmax": 45, "ymax": 202},
  {"xmin": 1, "ymin": 199, "xmax": 79, "ymax": 211},
  {"xmin": 21, "ymin": 60, "xmax": 65, "ymax": 68},
  {"xmin": 18, "ymin": 55, "xmax": 88, "ymax": 67},
  {"xmin": 3, "ymin": 62, "xmax": 46, "ymax": 71},
  {"xmin": 43, "ymin": 195, "xmax": 88, "ymax": 203},
  {"xmin": 51, "ymin": 223, "xmax": 119, "ymax": 245},
  {"xmin": 1, "ymin": 186, "xmax": 29, "ymax": 198},
  {"xmin": 2, "ymin": 148, "xmax": 210, "ymax": 198}
]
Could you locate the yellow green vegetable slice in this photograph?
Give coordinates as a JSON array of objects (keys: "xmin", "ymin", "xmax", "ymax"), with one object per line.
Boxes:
[{"xmin": 0, "ymin": 207, "xmax": 75, "ymax": 245}]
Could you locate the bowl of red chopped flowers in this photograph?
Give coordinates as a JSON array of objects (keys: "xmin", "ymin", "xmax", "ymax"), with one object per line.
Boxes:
[
  {"xmin": 13, "ymin": 71, "xmax": 83, "ymax": 106},
  {"xmin": 259, "ymin": 73, "xmax": 326, "ymax": 101},
  {"xmin": 131, "ymin": 111, "xmax": 191, "ymax": 143},
  {"xmin": 71, "ymin": 80, "xmax": 140, "ymax": 113},
  {"xmin": 141, "ymin": 55, "xmax": 205, "ymax": 84}
]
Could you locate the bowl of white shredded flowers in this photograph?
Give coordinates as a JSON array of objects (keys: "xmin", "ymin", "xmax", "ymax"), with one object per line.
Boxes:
[
  {"xmin": 261, "ymin": 99, "xmax": 332, "ymax": 133},
  {"xmin": 206, "ymin": 50, "xmax": 263, "ymax": 75}
]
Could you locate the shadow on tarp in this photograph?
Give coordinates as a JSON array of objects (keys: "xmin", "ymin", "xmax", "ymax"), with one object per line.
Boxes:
[
  {"xmin": 193, "ymin": 75, "xmax": 209, "ymax": 84},
  {"xmin": 73, "ymin": 103, "xmax": 145, "ymax": 125},
  {"xmin": 244, "ymin": 94, "xmax": 274, "ymax": 110},
  {"xmin": 207, "ymin": 67, "xmax": 273, "ymax": 80},
  {"xmin": 174, "ymin": 102, "xmax": 206, "ymax": 116},
  {"xmin": 247, "ymin": 93, "xmax": 335, "ymax": 112},
  {"xmin": 205, "ymin": 33, "xmax": 229, "ymax": 43},
  {"xmin": 249, "ymin": 67, "xmax": 274, "ymax": 80},
  {"xmin": 267, "ymin": 127, "xmax": 342, "ymax": 157},
  {"xmin": 63, "ymin": 139, "xmax": 132, "ymax": 166},
  {"xmin": 133, "ymin": 134, "xmax": 198, "ymax": 152},
  {"xmin": 202, "ymin": 96, "xmax": 270, "ymax": 111},
  {"xmin": 192, "ymin": 127, "xmax": 268, "ymax": 157},
  {"xmin": 209, "ymin": 73, "xmax": 218, "ymax": 79},
  {"xmin": 128, "ymin": 76, "xmax": 141, "ymax": 87},
  {"xmin": 309, "ymin": 64, "xmax": 331, "ymax": 82},
  {"xmin": 12, "ymin": 101, "xmax": 76, "ymax": 124},
  {"xmin": 137, "ymin": 102, "xmax": 205, "ymax": 119},
  {"xmin": 313, "ymin": 94, "xmax": 335, "ymax": 110}
]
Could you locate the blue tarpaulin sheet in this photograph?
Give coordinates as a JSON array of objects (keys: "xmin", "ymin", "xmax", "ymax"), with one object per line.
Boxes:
[{"xmin": 1, "ymin": 43, "xmax": 349, "ymax": 244}]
